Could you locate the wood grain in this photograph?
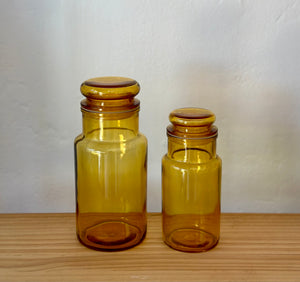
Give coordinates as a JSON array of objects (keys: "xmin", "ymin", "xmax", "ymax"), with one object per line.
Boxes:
[{"xmin": 0, "ymin": 213, "xmax": 299, "ymax": 282}]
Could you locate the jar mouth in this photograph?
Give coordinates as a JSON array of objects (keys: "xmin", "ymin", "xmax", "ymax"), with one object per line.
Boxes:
[
  {"xmin": 167, "ymin": 132, "xmax": 218, "ymax": 140},
  {"xmin": 81, "ymin": 106, "xmax": 140, "ymax": 114},
  {"xmin": 80, "ymin": 98, "xmax": 140, "ymax": 114},
  {"xmin": 167, "ymin": 125, "xmax": 218, "ymax": 140}
]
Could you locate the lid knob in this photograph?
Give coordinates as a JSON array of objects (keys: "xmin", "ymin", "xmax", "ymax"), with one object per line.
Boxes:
[
  {"xmin": 167, "ymin": 108, "xmax": 218, "ymax": 139},
  {"xmin": 80, "ymin": 77, "xmax": 140, "ymax": 100}
]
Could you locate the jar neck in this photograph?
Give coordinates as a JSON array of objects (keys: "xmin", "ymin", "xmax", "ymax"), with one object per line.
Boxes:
[
  {"xmin": 167, "ymin": 136, "xmax": 217, "ymax": 163},
  {"xmin": 82, "ymin": 110, "xmax": 139, "ymax": 141}
]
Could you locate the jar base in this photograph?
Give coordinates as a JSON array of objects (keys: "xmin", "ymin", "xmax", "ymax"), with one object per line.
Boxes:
[
  {"xmin": 165, "ymin": 228, "xmax": 219, "ymax": 252},
  {"xmin": 78, "ymin": 221, "xmax": 146, "ymax": 251}
]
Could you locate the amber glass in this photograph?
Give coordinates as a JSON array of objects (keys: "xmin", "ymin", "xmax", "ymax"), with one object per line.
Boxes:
[
  {"xmin": 162, "ymin": 108, "xmax": 222, "ymax": 252},
  {"xmin": 74, "ymin": 77, "xmax": 147, "ymax": 251}
]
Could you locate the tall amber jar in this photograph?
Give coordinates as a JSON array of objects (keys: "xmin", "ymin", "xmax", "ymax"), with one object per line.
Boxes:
[
  {"xmin": 74, "ymin": 77, "xmax": 147, "ymax": 251},
  {"xmin": 162, "ymin": 108, "xmax": 222, "ymax": 252}
]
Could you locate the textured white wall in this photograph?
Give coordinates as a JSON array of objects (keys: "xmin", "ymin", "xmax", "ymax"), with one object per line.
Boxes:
[{"xmin": 0, "ymin": 0, "xmax": 300, "ymax": 213}]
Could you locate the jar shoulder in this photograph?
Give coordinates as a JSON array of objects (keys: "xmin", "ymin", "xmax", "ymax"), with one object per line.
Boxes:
[
  {"xmin": 137, "ymin": 132, "xmax": 148, "ymax": 145},
  {"xmin": 74, "ymin": 133, "xmax": 84, "ymax": 145}
]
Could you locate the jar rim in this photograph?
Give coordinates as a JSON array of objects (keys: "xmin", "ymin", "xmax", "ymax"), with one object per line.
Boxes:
[{"xmin": 167, "ymin": 125, "xmax": 218, "ymax": 140}]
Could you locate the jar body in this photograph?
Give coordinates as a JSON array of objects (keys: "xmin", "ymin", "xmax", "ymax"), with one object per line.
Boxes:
[
  {"xmin": 75, "ymin": 113, "xmax": 147, "ymax": 250},
  {"xmin": 162, "ymin": 138, "xmax": 221, "ymax": 252}
]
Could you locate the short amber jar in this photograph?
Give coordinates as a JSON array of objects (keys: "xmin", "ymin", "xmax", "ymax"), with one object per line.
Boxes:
[
  {"xmin": 74, "ymin": 77, "xmax": 147, "ymax": 251},
  {"xmin": 162, "ymin": 108, "xmax": 222, "ymax": 252}
]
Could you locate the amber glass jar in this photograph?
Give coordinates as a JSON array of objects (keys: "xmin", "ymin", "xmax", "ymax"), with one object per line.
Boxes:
[
  {"xmin": 74, "ymin": 77, "xmax": 147, "ymax": 251},
  {"xmin": 162, "ymin": 108, "xmax": 222, "ymax": 252}
]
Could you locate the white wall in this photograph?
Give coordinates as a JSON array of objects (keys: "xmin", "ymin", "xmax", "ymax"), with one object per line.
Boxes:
[{"xmin": 0, "ymin": 0, "xmax": 300, "ymax": 213}]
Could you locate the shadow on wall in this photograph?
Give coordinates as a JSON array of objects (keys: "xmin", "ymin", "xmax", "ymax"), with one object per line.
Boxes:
[{"xmin": 173, "ymin": 64, "xmax": 300, "ymax": 213}]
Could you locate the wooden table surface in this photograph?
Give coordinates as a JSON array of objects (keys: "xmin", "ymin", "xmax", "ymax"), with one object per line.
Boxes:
[{"xmin": 0, "ymin": 213, "xmax": 299, "ymax": 282}]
